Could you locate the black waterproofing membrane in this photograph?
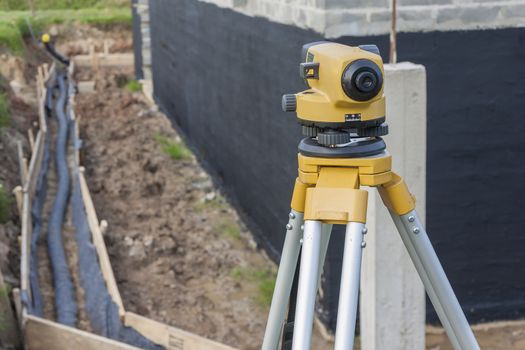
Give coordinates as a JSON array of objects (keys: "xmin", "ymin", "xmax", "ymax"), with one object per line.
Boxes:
[{"xmin": 26, "ymin": 69, "xmax": 164, "ymax": 349}]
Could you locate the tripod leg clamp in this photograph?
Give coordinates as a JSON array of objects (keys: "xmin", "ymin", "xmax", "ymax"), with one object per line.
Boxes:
[{"xmin": 378, "ymin": 172, "xmax": 416, "ymax": 215}]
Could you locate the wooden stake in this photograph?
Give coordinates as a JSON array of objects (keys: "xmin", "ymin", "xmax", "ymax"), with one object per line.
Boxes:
[
  {"xmin": 12, "ymin": 186, "xmax": 23, "ymax": 217},
  {"xmin": 103, "ymin": 40, "xmax": 110, "ymax": 57},
  {"xmin": 28, "ymin": 129, "xmax": 35, "ymax": 153},
  {"xmin": 389, "ymin": 0, "xmax": 398, "ymax": 64},
  {"xmin": 99, "ymin": 220, "xmax": 108, "ymax": 236},
  {"xmin": 17, "ymin": 141, "xmax": 27, "ymax": 186}
]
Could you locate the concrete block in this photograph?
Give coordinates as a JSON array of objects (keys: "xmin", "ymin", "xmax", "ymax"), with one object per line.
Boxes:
[
  {"xmin": 325, "ymin": 11, "xmax": 369, "ymax": 38},
  {"xmin": 501, "ymin": 3, "xmax": 525, "ymax": 18},
  {"xmin": 436, "ymin": 5, "xmax": 501, "ymax": 25},
  {"xmin": 399, "ymin": 0, "xmax": 451, "ymax": 4},
  {"xmin": 325, "ymin": 0, "xmax": 388, "ymax": 10},
  {"xmin": 360, "ymin": 62, "xmax": 426, "ymax": 350}
]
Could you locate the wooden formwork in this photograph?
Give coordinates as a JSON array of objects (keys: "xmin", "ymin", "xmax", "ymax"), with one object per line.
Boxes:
[{"xmin": 14, "ymin": 62, "xmax": 236, "ymax": 350}]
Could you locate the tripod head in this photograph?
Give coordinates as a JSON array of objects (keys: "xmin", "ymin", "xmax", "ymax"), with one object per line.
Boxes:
[{"xmin": 283, "ymin": 42, "xmax": 388, "ymax": 148}]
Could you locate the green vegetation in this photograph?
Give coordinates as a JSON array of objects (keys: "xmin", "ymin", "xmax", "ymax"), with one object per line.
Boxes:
[
  {"xmin": 0, "ymin": 93, "xmax": 10, "ymax": 128},
  {"xmin": 125, "ymin": 79, "xmax": 142, "ymax": 93},
  {"xmin": 0, "ymin": 183, "xmax": 10, "ymax": 224},
  {"xmin": 193, "ymin": 194, "xmax": 228, "ymax": 213},
  {"xmin": 231, "ymin": 267, "xmax": 276, "ymax": 308},
  {"xmin": 0, "ymin": 0, "xmax": 131, "ymax": 53},
  {"xmin": 0, "ymin": 0, "xmax": 129, "ymax": 11},
  {"xmin": 218, "ymin": 220, "xmax": 241, "ymax": 240},
  {"xmin": 154, "ymin": 134, "xmax": 192, "ymax": 161}
]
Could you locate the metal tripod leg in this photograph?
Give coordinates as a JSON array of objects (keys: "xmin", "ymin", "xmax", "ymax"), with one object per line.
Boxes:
[
  {"xmin": 389, "ymin": 209, "xmax": 480, "ymax": 350},
  {"xmin": 262, "ymin": 210, "xmax": 304, "ymax": 350},
  {"xmin": 334, "ymin": 222, "xmax": 365, "ymax": 350},
  {"xmin": 283, "ymin": 223, "xmax": 332, "ymax": 350},
  {"xmin": 291, "ymin": 220, "xmax": 323, "ymax": 350}
]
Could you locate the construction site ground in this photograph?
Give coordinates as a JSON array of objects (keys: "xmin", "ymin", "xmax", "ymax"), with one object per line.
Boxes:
[{"xmin": 1, "ymin": 23, "xmax": 525, "ymax": 350}]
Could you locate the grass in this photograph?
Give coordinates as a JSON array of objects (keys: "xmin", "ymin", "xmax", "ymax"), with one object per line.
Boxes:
[
  {"xmin": 0, "ymin": 183, "xmax": 10, "ymax": 224},
  {"xmin": 0, "ymin": 0, "xmax": 129, "ymax": 11},
  {"xmin": 231, "ymin": 267, "xmax": 276, "ymax": 308},
  {"xmin": 0, "ymin": 93, "xmax": 10, "ymax": 128},
  {"xmin": 217, "ymin": 220, "xmax": 241, "ymax": 240},
  {"xmin": 154, "ymin": 134, "xmax": 192, "ymax": 161},
  {"xmin": 0, "ymin": 7, "xmax": 131, "ymax": 53},
  {"xmin": 125, "ymin": 79, "xmax": 142, "ymax": 92},
  {"xmin": 193, "ymin": 194, "xmax": 228, "ymax": 212}
]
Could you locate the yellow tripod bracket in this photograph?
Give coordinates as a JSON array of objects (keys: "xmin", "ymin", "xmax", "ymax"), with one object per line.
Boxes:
[{"xmin": 290, "ymin": 152, "xmax": 416, "ymax": 224}]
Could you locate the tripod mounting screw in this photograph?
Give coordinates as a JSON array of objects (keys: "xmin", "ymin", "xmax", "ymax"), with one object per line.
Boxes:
[
  {"xmin": 286, "ymin": 224, "xmax": 293, "ymax": 230},
  {"xmin": 408, "ymin": 215, "xmax": 415, "ymax": 222},
  {"xmin": 282, "ymin": 94, "xmax": 297, "ymax": 112},
  {"xmin": 413, "ymin": 227, "xmax": 420, "ymax": 234}
]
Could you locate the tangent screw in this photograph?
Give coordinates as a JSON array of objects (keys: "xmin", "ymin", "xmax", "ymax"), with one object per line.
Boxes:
[
  {"xmin": 286, "ymin": 224, "xmax": 293, "ymax": 230},
  {"xmin": 408, "ymin": 216, "xmax": 415, "ymax": 222},
  {"xmin": 361, "ymin": 241, "xmax": 367, "ymax": 248},
  {"xmin": 289, "ymin": 212, "xmax": 296, "ymax": 219},
  {"xmin": 413, "ymin": 227, "xmax": 420, "ymax": 234},
  {"xmin": 362, "ymin": 227, "xmax": 368, "ymax": 234}
]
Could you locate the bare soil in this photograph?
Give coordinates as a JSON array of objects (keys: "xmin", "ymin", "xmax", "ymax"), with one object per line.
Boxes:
[{"xmin": 75, "ymin": 65, "xmax": 277, "ymax": 349}]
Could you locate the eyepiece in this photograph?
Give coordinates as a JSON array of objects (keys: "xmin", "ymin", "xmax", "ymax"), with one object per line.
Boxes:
[{"xmin": 341, "ymin": 59, "xmax": 383, "ymax": 101}]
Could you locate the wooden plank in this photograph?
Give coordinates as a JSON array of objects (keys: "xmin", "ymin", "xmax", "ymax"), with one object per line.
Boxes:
[
  {"xmin": 73, "ymin": 53, "xmax": 134, "ymax": 68},
  {"xmin": 24, "ymin": 315, "xmax": 140, "ymax": 350},
  {"xmin": 44, "ymin": 63, "xmax": 55, "ymax": 85},
  {"xmin": 124, "ymin": 312, "xmax": 237, "ymax": 350},
  {"xmin": 78, "ymin": 171, "xmax": 125, "ymax": 316},
  {"xmin": 12, "ymin": 288, "xmax": 22, "ymax": 328},
  {"xmin": 38, "ymin": 87, "xmax": 47, "ymax": 133},
  {"xmin": 20, "ymin": 191, "xmax": 31, "ymax": 302},
  {"xmin": 24, "ymin": 131, "xmax": 44, "ymax": 197}
]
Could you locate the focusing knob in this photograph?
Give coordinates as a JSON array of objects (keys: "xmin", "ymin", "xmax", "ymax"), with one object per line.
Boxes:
[
  {"xmin": 302, "ymin": 125, "xmax": 318, "ymax": 137},
  {"xmin": 356, "ymin": 123, "xmax": 389, "ymax": 137},
  {"xmin": 317, "ymin": 131, "xmax": 351, "ymax": 146},
  {"xmin": 282, "ymin": 94, "xmax": 297, "ymax": 112}
]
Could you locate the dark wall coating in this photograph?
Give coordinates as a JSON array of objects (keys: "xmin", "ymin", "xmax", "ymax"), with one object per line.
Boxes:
[{"xmin": 146, "ymin": 0, "xmax": 525, "ymax": 328}]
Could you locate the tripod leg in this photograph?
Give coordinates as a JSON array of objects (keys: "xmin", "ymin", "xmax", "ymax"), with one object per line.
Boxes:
[
  {"xmin": 334, "ymin": 222, "xmax": 365, "ymax": 350},
  {"xmin": 291, "ymin": 220, "xmax": 323, "ymax": 350},
  {"xmin": 282, "ymin": 223, "xmax": 332, "ymax": 350},
  {"xmin": 262, "ymin": 210, "xmax": 304, "ymax": 350},
  {"xmin": 390, "ymin": 210, "xmax": 479, "ymax": 350},
  {"xmin": 317, "ymin": 224, "xmax": 333, "ymax": 287}
]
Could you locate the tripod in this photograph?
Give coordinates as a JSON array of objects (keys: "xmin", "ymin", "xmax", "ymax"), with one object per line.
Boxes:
[{"xmin": 261, "ymin": 42, "xmax": 480, "ymax": 350}]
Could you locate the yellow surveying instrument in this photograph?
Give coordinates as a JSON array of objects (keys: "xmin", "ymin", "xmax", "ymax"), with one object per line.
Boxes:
[{"xmin": 262, "ymin": 42, "xmax": 480, "ymax": 350}]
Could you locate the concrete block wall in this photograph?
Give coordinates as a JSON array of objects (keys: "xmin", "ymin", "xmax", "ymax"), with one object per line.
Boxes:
[{"xmin": 200, "ymin": 0, "xmax": 525, "ymax": 37}]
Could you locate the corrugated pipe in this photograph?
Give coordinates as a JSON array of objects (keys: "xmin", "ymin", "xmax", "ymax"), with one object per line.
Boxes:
[{"xmin": 47, "ymin": 72, "xmax": 77, "ymax": 326}]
